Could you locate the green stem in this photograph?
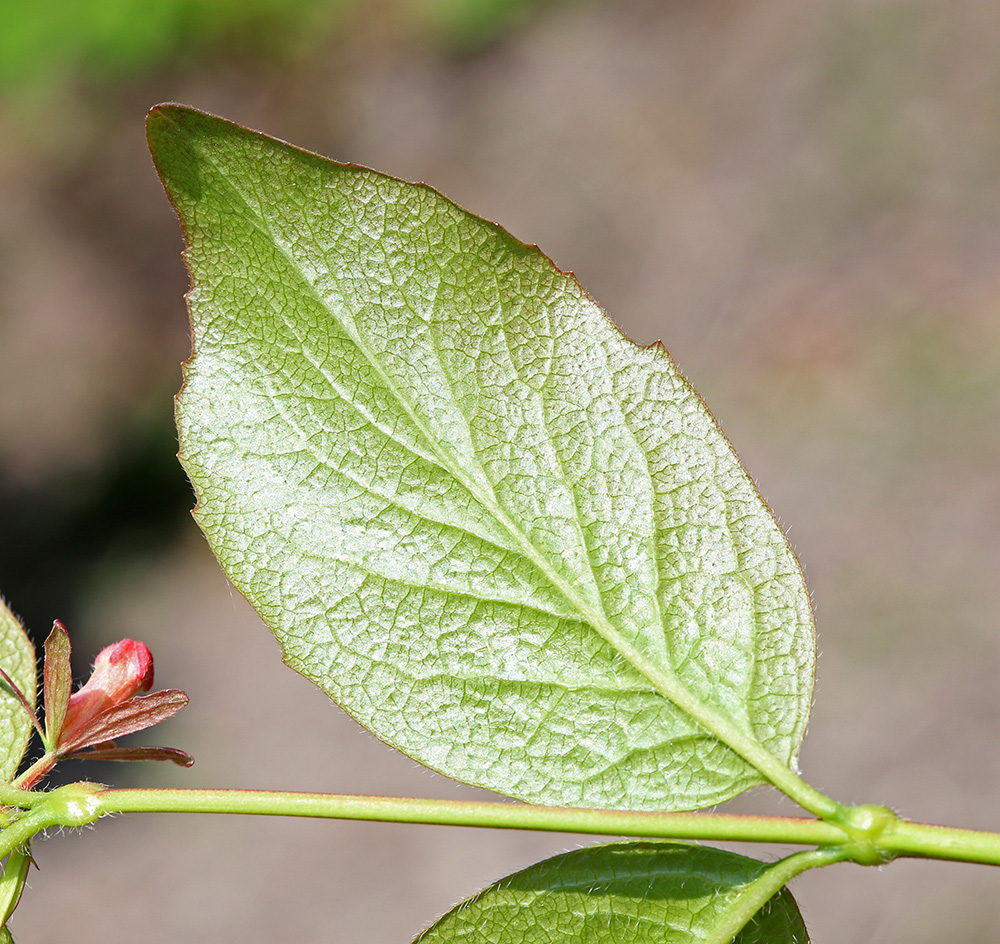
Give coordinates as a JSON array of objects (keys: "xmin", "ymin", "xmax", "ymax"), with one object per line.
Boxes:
[
  {"xmin": 91, "ymin": 787, "xmax": 851, "ymax": 844},
  {"xmin": 4, "ymin": 782, "xmax": 1000, "ymax": 869},
  {"xmin": 72, "ymin": 790, "xmax": 1000, "ymax": 865},
  {"xmin": 880, "ymin": 818, "xmax": 1000, "ymax": 866},
  {"xmin": 0, "ymin": 806, "xmax": 66, "ymax": 861},
  {"xmin": 705, "ymin": 847, "xmax": 849, "ymax": 944}
]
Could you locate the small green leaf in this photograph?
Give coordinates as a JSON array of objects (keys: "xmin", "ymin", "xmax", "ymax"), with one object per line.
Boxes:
[
  {"xmin": 0, "ymin": 599, "xmax": 37, "ymax": 781},
  {"xmin": 42, "ymin": 622, "xmax": 72, "ymax": 750},
  {"xmin": 413, "ymin": 841, "xmax": 808, "ymax": 944},
  {"xmin": 149, "ymin": 105, "xmax": 816, "ymax": 811}
]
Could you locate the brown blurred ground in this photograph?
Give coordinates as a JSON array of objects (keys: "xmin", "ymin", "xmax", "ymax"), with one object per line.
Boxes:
[{"xmin": 2, "ymin": 1, "xmax": 1000, "ymax": 942}]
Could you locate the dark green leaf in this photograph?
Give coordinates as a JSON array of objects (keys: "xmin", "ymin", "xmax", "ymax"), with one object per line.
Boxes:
[{"xmin": 413, "ymin": 842, "xmax": 808, "ymax": 944}]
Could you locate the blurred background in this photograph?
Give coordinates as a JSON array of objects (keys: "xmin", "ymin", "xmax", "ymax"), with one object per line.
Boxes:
[{"xmin": 1, "ymin": 0, "xmax": 1000, "ymax": 941}]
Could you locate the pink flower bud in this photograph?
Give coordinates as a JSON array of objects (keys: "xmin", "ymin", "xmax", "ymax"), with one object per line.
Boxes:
[{"xmin": 59, "ymin": 639, "xmax": 154, "ymax": 750}]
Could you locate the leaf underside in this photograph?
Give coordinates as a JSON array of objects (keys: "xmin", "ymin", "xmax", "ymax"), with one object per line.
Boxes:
[
  {"xmin": 149, "ymin": 104, "xmax": 816, "ymax": 812},
  {"xmin": 0, "ymin": 599, "xmax": 37, "ymax": 781},
  {"xmin": 413, "ymin": 841, "xmax": 808, "ymax": 944}
]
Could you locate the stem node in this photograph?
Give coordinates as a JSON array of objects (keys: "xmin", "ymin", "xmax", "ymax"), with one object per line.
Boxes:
[{"xmin": 830, "ymin": 804, "xmax": 899, "ymax": 865}]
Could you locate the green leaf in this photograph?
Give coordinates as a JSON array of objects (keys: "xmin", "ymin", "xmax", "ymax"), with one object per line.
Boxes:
[
  {"xmin": 413, "ymin": 841, "xmax": 808, "ymax": 944},
  {"xmin": 149, "ymin": 104, "xmax": 816, "ymax": 811},
  {"xmin": 0, "ymin": 598, "xmax": 37, "ymax": 782},
  {"xmin": 0, "ymin": 849, "xmax": 30, "ymax": 931}
]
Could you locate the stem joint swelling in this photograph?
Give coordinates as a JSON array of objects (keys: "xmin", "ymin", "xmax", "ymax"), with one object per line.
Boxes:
[
  {"xmin": 40, "ymin": 782, "xmax": 103, "ymax": 829},
  {"xmin": 828, "ymin": 803, "xmax": 900, "ymax": 866}
]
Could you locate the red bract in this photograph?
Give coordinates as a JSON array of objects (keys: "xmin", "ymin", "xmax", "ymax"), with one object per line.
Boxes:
[{"xmin": 58, "ymin": 639, "xmax": 155, "ymax": 751}]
